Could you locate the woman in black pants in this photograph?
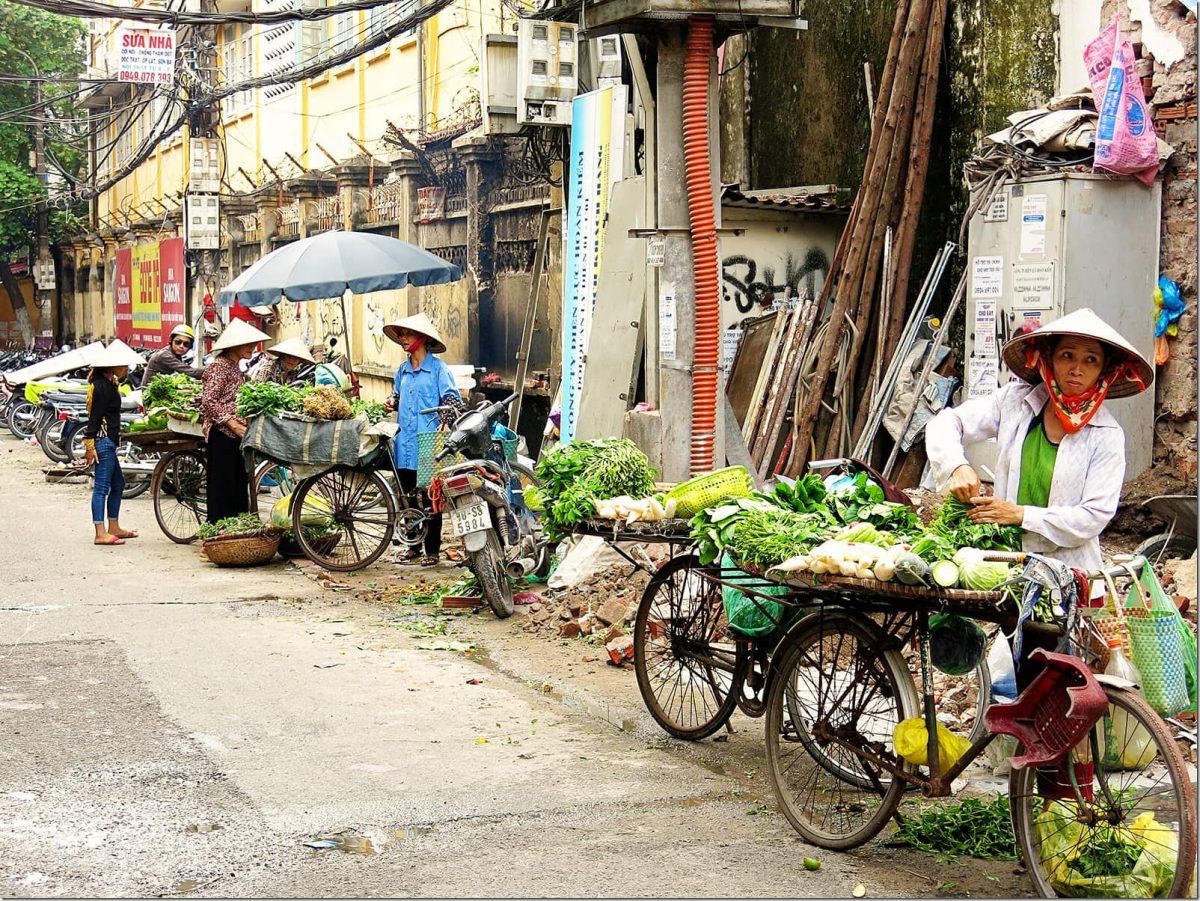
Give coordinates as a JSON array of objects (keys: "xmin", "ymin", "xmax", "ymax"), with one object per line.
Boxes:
[{"xmin": 198, "ymin": 318, "xmax": 270, "ymax": 523}]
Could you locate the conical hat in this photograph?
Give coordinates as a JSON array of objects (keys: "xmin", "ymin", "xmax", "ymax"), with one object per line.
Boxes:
[
  {"xmin": 211, "ymin": 318, "xmax": 270, "ymax": 353},
  {"xmin": 1001, "ymin": 308, "xmax": 1154, "ymax": 399},
  {"xmin": 267, "ymin": 336, "xmax": 316, "ymax": 364},
  {"xmin": 382, "ymin": 313, "xmax": 446, "ymax": 354},
  {"xmin": 89, "ymin": 338, "xmax": 144, "ymax": 369}
]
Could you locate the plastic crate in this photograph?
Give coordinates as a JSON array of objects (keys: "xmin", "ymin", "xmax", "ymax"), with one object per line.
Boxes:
[{"xmin": 984, "ymin": 649, "xmax": 1108, "ymax": 769}]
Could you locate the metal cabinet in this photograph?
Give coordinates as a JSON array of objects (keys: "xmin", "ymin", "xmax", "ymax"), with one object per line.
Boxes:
[{"xmin": 964, "ymin": 172, "xmax": 1161, "ymax": 480}]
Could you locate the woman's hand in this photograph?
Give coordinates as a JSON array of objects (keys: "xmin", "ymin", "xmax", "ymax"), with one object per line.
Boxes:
[
  {"xmin": 84, "ymin": 446, "xmax": 98, "ymax": 466},
  {"xmin": 228, "ymin": 418, "xmax": 248, "ymax": 439},
  {"xmin": 947, "ymin": 464, "xmax": 981, "ymax": 502},
  {"xmin": 968, "ymin": 496, "xmax": 1024, "ymax": 526},
  {"xmin": 383, "ymin": 394, "xmax": 398, "ymax": 414}
]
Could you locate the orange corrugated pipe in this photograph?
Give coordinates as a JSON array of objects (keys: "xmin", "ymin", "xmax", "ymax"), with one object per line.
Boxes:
[{"xmin": 682, "ymin": 16, "xmax": 719, "ymax": 476}]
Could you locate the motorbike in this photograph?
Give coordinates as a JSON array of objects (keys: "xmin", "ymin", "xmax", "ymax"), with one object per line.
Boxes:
[
  {"xmin": 1135, "ymin": 494, "xmax": 1198, "ymax": 563},
  {"xmin": 430, "ymin": 393, "xmax": 548, "ymax": 618}
]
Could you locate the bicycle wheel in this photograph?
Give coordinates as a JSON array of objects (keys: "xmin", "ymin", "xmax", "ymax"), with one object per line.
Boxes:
[
  {"xmin": 903, "ymin": 646, "xmax": 992, "ymax": 745},
  {"xmin": 252, "ymin": 460, "xmax": 294, "ymax": 520},
  {"xmin": 764, "ymin": 609, "xmax": 919, "ymax": 850},
  {"xmin": 1010, "ymin": 684, "xmax": 1196, "ymax": 898},
  {"xmin": 151, "ymin": 449, "xmax": 207, "ymax": 543},
  {"xmin": 292, "ymin": 467, "xmax": 395, "ymax": 572},
  {"xmin": 633, "ymin": 555, "xmax": 744, "ymax": 740}
]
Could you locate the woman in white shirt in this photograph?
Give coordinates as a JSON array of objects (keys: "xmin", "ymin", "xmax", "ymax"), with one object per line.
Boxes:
[{"xmin": 926, "ymin": 308, "xmax": 1153, "ymax": 575}]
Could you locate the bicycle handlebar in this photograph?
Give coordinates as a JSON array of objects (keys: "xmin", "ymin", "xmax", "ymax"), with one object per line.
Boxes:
[{"xmin": 981, "ymin": 551, "xmax": 1147, "ymax": 582}]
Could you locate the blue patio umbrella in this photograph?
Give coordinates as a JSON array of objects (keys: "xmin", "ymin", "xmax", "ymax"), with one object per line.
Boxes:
[{"xmin": 217, "ymin": 230, "xmax": 461, "ymax": 307}]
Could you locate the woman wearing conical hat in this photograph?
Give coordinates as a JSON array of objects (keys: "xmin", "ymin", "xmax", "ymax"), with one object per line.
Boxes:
[
  {"xmin": 383, "ymin": 313, "xmax": 463, "ymax": 566},
  {"xmin": 81, "ymin": 339, "xmax": 145, "ymax": 546},
  {"xmin": 251, "ymin": 336, "xmax": 316, "ymax": 385},
  {"xmin": 198, "ymin": 318, "xmax": 270, "ymax": 523},
  {"xmin": 927, "ymin": 308, "xmax": 1153, "ymax": 575}
]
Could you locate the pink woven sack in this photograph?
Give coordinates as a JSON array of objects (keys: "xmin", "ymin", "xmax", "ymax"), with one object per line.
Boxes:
[{"xmin": 1084, "ymin": 18, "xmax": 1160, "ymax": 186}]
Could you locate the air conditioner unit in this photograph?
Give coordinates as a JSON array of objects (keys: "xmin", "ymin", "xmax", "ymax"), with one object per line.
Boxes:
[{"xmin": 517, "ymin": 19, "xmax": 578, "ymax": 127}]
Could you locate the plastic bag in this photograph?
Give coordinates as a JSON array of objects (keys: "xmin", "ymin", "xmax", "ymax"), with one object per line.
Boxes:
[
  {"xmin": 1085, "ymin": 18, "xmax": 1160, "ymax": 186},
  {"xmin": 720, "ymin": 554, "xmax": 787, "ymax": 637},
  {"xmin": 1033, "ymin": 802, "xmax": 1176, "ymax": 897},
  {"xmin": 892, "ymin": 717, "xmax": 971, "ymax": 769},
  {"xmin": 270, "ymin": 493, "xmax": 333, "ymax": 530}
]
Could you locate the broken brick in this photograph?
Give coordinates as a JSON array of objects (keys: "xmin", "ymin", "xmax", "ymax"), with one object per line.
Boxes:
[
  {"xmin": 559, "ymin": 620, "xmax": 582, "ymax": 639},
  {"xmin": 606, "ymin": 635, "xmax": 635, "ymax": 666}
]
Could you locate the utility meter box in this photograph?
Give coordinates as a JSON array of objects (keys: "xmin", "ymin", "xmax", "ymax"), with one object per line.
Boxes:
[
  {"xmin": 963, "ymin": 172, "xmax": 1160, "ymax": 481},
  {"xmin": 185, "ymin": 194, "xmax": 221, "ymax": 250},
  {"xmin": 582, "ymin": 0, "xmax": 803, "ymax": 35},
  {"xmin": 517, "ymin": 19, "xmax": 578, "ymax": 127},
  {"xmin": 189, "ymin": 138, "xmax": 220, "ymax": 194}
]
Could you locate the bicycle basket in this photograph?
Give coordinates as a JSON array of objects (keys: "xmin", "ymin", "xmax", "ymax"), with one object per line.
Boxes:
[{"xmin": 664, "ymin": 466, "xmax": 753, "ymax": 519}]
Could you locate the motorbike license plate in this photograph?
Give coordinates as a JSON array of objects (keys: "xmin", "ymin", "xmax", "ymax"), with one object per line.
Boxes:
[{"xmin": 450, "ymin": 499, "xmax": 490, "ymax": 537}]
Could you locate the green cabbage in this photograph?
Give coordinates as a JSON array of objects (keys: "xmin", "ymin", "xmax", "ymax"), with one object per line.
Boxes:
[{"xmin": 953, "ymin": 548, "xmax": 1015, "ymax": 592}]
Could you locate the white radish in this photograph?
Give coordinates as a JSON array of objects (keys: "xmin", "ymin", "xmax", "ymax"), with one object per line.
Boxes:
[
  {"xmin": 874, "ymin": 558, "xmax": 896, "ymax": 582},
  {"xmin": 839, "ymin": 559, "xmax": 858, "ymax": 577}
]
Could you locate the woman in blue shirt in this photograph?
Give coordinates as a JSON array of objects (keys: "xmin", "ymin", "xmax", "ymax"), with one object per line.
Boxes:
[{"xmin": 383, "ymin": 313, "xmax": 463, "ymax": 565}]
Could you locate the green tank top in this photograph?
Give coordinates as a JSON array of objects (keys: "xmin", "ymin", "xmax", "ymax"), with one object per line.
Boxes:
[{"xmin": 1016, "ymin": 415, "xmax": 1059, "ymax": 508}]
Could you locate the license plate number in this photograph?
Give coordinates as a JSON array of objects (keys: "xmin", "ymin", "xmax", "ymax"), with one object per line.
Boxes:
[{"xmin": 450, "ymin": 500, "xmax": 490, "ymax": 537}]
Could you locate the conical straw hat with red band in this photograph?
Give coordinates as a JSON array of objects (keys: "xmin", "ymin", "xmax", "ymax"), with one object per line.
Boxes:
[
  {"xmin": 382, "ymin": 313, "xmax": 447, "ymax": 354},
  {"xmin": 1001, "ymin": 308, "xmax": 1153, "ymax": 433}
]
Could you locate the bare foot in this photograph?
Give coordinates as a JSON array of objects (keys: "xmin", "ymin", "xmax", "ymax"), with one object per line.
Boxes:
[{"xmin": 94, "ymin": 534, "xmax": 125, "ymax": 546}]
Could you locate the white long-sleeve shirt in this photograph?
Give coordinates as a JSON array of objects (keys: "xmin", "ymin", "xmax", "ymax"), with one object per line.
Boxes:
[{"xmin": 925, "ymin": 381, "xmax": 1125, "ymax": 574}]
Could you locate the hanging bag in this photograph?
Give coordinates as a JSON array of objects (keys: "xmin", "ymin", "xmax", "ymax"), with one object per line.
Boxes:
[
  {"xmin": 1092, "ymin": 569, "xmax": 1132, "ymax": 670},
  {"xmin": 1122, "ymin": 563, "xmax": 1193, "ymax": 717}
]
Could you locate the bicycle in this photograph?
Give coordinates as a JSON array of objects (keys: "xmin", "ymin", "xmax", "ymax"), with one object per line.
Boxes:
[{"xmin": 760, "ymin": 553, "xmax": 1195, "ymax": 897}]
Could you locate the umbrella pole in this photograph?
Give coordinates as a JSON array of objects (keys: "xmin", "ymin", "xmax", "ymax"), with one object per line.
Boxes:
[{"xmin": 339, "ymin": 291, "xmax": 354, "ymax": 373}]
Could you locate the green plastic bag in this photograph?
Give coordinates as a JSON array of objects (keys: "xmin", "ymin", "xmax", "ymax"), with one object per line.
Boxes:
[
  {"xmin": 720, "ymin": 554, "xmax": 787, "ymax": 637},
  {"xmin": 1033, "ymin": 801, "xmax": 1177, "ymax": 898}
]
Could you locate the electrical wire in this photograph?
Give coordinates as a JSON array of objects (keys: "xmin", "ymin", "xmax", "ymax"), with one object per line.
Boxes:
[{"xmin": 4, "ymin": 0, "xmax": 425, "ymax": 26}]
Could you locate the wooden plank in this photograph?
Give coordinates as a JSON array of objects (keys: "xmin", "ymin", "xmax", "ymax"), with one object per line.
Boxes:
[{"xmin": 723, "ymin": 394, "xmax": 762, "ymax": 488}]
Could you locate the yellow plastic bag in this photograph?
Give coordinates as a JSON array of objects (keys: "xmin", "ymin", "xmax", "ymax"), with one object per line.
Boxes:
[
  {"xmin": 270, "ymin": 493, "xmax": 333, "ymax": 530},
  {"xmin": 892, "ymin": 717, "xmax": 972, "ymax": 768}
]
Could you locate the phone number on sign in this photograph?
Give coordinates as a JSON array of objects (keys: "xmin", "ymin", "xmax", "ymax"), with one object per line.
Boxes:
[{"xmin": 118, "ymin": 71, "xmax": 173, "ymax": 84}]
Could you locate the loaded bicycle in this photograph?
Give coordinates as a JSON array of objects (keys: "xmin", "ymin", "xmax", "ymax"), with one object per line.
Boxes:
[{"xmin": 627, "ymin": 543, "xmax": 1195, "ymax": 897}]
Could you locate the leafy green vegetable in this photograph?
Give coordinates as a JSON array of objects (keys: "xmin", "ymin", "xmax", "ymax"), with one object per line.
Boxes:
[
  {"xmin": 772, "ymin": 473, "xmax": 829, "ymax": 513},
  {"xmin": 350, "ymin": 398, "xmax": 388, "ymax": 424},
  {"xmin": 236, "ymin": 381, "xmax": 309, "ymax": 418},
  {"xmin": 895, "ymin": 796, "xmax": 1018, "ymax": 861},
  {"xmin": 953, "ymin": 548, "xmax": 1016, "ymax": 592},
  {"xmin": 141, "ymin": 373, "xmax": 202, "ymax": 418},
  {"xmin": 534, "ymin": 438, "xmax": 658, "ymax": 536},
  {"xmin": 197, "ymin": 513, "xmax": 277, "ymax": 540},
  {"xmin": 1072, "ymin": 828, "xmax": 1143, "ymax": 878},
  {"xmin": 930, "ymin": 495, "xmax": 1022, "ymax": 553},
  {"xmin": 125, "ymin": 411, "xmax": 169, "ymax": 433}
]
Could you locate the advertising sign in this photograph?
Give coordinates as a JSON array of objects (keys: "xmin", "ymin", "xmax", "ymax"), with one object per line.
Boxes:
[
  {"xmin": 558, "ymin": 84, "xmax": 627, "ymax": 443},
  {"xmin": 117, "ymin": 27, "xmax": 177, "ymax": 85},
  {"xmin": 114, "ymin": 238, "xmax": 187, "ymax": 346}
]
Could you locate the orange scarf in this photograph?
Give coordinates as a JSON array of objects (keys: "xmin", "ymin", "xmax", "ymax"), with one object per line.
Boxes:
[{"xmin": 1025, "ymin": 344, "xmax": 1145, "ymax": 434}]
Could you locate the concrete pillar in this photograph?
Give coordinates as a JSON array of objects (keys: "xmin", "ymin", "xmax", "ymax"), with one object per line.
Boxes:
[
  {"xmin": 652, "ymin": 27, "xmax": 724, "ymax": 481},
  {"xmin": 456, "ymin": 135, "xmax": 498, "ymax": 366}
]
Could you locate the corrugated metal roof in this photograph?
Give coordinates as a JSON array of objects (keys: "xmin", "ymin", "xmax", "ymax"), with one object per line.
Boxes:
[{"xmin": 722, "ymin": 185, "xmax": 849, "ymax": 213}]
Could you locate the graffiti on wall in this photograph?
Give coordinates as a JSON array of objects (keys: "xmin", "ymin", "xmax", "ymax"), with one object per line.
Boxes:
[{"xmin": 721, "ymin": 247, "xmax": 831, "ymax": 314}]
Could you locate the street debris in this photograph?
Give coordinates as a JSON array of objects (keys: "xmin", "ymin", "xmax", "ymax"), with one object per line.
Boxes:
[{"xmin": 416, "ymin": 639, "xmax": 476, "ymax": 652}]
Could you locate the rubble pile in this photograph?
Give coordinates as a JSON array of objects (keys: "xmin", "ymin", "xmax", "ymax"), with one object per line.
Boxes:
[{"xmin": 523, "ymin": 543, "xmax": 670, "ymax": 665}]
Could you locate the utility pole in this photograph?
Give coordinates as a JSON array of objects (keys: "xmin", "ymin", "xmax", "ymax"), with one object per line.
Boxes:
[{"xmin": 32, "ymin": 73, "xmax": 54, "ymax": 341}]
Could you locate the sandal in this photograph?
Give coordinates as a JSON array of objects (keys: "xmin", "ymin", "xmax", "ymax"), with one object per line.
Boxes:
[
  {"xmin": 396, "ymin": 549, "xmax": 422, "ymax": 565},
  {"xmin": 111, "ymin": 529, "xmax": 139, "ymax": 539},
  {"xmin": 94, "ymin": 535, "xmax": 125, "ymax": 546},
  {"xmin": 420, "ymin": 555, "xmax": 439, "ymax": 567}
]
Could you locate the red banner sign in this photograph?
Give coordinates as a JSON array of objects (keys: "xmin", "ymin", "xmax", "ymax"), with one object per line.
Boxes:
[{"xmin": 113, "ymin": 237, "xmax": 186, "ymax": 347}]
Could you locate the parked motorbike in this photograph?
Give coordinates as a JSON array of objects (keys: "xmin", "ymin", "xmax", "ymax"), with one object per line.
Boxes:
[
  {"xmin": 431, "ymin": 393, "xmax": 547, "ymax": 618},
  {"xmin": 1136, "ymin": 494, "xmax": 1198, "ymax": 563}
]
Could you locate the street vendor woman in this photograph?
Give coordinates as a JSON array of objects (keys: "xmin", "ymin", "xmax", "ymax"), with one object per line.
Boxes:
[
  {"xmin": 925, "ymin": 308, "xmax": 1153, "ymax": 578},
  {"xmin": 251, "ymin": 336, "xmax": 315, "ymax": 385},
  {"xmin": 82, "ymin": 339, "xmax": 145, "ymax": 546},
  {"xmin": 198, "ymin": 318, "xmax": 271, "ymax": 524},
  {"xmin": 383, "ymin": 313, "xmax": 464, "ymax": 566}
]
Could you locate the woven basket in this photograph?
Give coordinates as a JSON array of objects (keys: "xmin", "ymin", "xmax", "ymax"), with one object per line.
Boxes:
[
  {"xmin": 278, "ymin": 532, "xmax": 341, "ymax": 559},
  {"xmin": 417, "ymin": 430, "xmax": 518, "ymax": 488},
  {"xmin": 664, "ymin": 466, "xmax": 753, "ymax": 519},
  {"xmin": 202, "ymin": 531, "xmax": 281, "ymax": 567}
]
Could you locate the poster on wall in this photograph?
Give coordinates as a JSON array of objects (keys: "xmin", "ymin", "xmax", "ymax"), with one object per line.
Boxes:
[
  {"xmin": 559, "ymin": 84, "xmax": 627, "ymax": 444},
  {"xmin": 114, "ymin": 237, "xmax": 187, "ymax": 346}
]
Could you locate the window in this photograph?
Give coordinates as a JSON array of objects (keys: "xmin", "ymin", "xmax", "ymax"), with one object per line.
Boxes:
[{"xmin": 223, "ymin": 24, "xmax": 255, "ymax": 114}]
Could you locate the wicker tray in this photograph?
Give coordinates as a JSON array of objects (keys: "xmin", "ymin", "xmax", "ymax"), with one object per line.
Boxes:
[
  {"xmin": 775, "ymin": 570, "xmax": 1007, "ymax": 604},
  {"xmin": 202, "ymin": 532, "xmax": 281, "ymax": 567},
  {"xmin": 122, "ymin": 429, "xmax": 203, "ymax": 453},
  {"xmin": 576, "ymin": 517, "xmax": 694, "ymax": 540}
]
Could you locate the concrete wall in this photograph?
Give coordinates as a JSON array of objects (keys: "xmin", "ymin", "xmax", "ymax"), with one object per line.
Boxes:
[{"xmin": 716, "ymin": 207, "xmax": 842, "ymax": 330}]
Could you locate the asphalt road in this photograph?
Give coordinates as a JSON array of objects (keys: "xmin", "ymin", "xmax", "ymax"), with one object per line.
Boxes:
[{"xmin": 0, "ymin": 437, "xmax": 1031, "ymax": 898}]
